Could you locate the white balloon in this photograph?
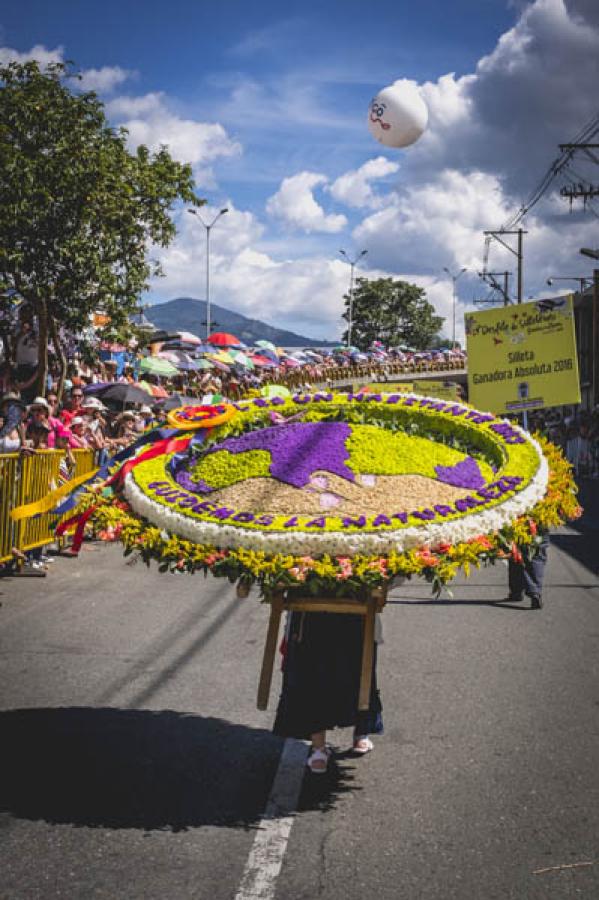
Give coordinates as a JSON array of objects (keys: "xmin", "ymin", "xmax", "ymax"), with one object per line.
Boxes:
[{"xmin": 368, "ymin": 81, "xmax": 428, "ymax": 148}]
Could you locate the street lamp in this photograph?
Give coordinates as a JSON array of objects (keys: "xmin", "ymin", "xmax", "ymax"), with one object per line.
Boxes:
[
  {"xmin": 443, "ymin": 267, "xmax": 467, "ymax": 348},
  {"xmin": 188, "ymin": 207, "xmax": 228, "ymax": 339},
  {"xmin": 546, "ymin": 275, "xmax": 593, "ymax": 293},
  {"xmin": 339, "ymin": 249, "xmax": 367, "ymax": 347}
]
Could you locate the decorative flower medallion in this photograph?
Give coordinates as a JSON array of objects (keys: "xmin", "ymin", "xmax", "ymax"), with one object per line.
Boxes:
[{"xmin": 125, "ymin": 393, "xmax": 549, "ymax": 557}]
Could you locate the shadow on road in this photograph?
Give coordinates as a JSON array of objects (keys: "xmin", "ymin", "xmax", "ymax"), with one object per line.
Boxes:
[{"xmin": 0, "ymin": 707, "xmax": 356, "ymax": 831}]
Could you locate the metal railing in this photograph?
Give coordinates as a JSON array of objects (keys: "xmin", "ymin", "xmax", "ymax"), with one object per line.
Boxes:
[{"xmin": 0, "ymin": 449, "xmax": 96, "ymax": 564}]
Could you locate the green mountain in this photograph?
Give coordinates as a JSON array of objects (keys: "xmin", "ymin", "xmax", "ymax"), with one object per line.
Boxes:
[{"xmin": 146, "ymin": 298, "xmax": 334, "ymax": 347}]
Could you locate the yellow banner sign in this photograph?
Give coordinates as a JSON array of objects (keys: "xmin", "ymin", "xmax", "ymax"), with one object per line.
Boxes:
[{"xmin": 465, "ymin": 296, "xmax": 580, "ymax": 413}]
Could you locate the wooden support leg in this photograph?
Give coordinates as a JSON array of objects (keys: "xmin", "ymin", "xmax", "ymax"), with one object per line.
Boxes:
[
  {"xmin": 256, "ymin": 592, "xmax": 284, "ymax": 711},
  {"xmin": 358, "ymin": 597, "xmax": 376, "ymax": 711}
]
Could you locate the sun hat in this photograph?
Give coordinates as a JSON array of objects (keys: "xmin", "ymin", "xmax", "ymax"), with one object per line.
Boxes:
[
  {"xmin": 29, "ymin": 396, "xmax": 50, "ymax": 411},
  {"xmin": 139, "ymin": 405, "xmax": 152, "ymax": 414},
  {"xmin": 71, "ymin": 416, "xmax": 86, "ymax": 427},
  {"xmin": 2, "ymin": 391, "xmax": 23, "ymax": 404},
  {"xmin": 81, "ymin": 396, "xmax": 106, "ymax": 411}
]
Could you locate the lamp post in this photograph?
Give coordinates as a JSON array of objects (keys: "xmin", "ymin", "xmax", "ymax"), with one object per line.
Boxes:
[
  {"xmin": 339, "ymin": 249, "xmax": 367, "ymax": 347},
  {"xmin": 443, "ymin": 267, "xmax": 467, "ymax": 348},
  {"xmin": 188, "ymin": 207, "xmax": 228, "ymax": 339}
]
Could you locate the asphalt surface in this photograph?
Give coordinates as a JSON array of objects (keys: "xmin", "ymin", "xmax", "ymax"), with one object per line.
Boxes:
[{"xmin": 1, "ymin": 481, "xmax": 598, "ymax": 900}]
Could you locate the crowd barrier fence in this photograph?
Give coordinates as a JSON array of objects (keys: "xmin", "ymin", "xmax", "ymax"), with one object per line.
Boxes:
[{"xmin": 0, "ymin": 448, "xmax": 96, "ymax": 564}]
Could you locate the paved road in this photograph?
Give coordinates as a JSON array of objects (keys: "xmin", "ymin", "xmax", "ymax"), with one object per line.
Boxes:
[{"xmin": 1, "ymin": 483, "xmax": 598, "ymax": 900}]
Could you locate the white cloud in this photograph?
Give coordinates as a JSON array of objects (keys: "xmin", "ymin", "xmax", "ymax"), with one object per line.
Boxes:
[
  {"xmin": 0, "ymin": 44, "xmax": 64, "ymax": 67},
  {"xmin": 106, "ymin": 91, "xmax": 241, "ymax": 184},
  {"xmin": 76, "ymin": 65, "xmax": 134, "ymax": 93},
  {"xmin": 266, "ymin": 172, "xmax": 347, "ymax": 233},
  {"xmin": 329, "ymin": 157, "xmax": 400, "ymax": 210},
  {"xmin": 149, "ymin": 203, "xmax": 354, "ymax": 337},
  {"xmin": 354, "ymin": 169, "xmax": 512, "ymax": 275}
]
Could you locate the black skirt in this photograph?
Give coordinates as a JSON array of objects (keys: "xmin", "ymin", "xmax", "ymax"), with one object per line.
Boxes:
[{"xmin": 272, "ymin": 611, "xmax": 383, "ymax": 740}]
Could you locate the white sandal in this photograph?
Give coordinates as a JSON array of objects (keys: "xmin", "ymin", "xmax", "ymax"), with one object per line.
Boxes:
[
  {"xmin": 352, "ymin": 736, "xmax": 374, "ymax": 755},
  {"xmin": 307, "ymin": 745, "xmax": 331, "ymax": 774}
]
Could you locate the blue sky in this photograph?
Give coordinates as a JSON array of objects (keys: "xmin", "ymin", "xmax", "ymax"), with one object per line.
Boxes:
[{"xmin": 2, "ymin": 1, "xmax": 599, "ymax": 340}]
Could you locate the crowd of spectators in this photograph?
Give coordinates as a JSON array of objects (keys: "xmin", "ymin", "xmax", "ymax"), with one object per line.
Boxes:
[{"xmin": 527, "ymin": 405, "xmax": 599, "ymax": 479}]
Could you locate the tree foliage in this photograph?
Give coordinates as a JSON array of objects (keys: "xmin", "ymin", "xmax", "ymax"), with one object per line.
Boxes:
[
  {"xmin": 343, "ymin": 277, "xmax": 444, "ymax": 350},
  {"xmin": 0, "ymin": 60, "xmax": 203, "ymax": 394}
]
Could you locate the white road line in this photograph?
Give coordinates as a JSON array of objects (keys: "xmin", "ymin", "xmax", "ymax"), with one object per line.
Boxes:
[{"xmin": 234, "ymin": 738, "xmax": 309, "ymax": 900}]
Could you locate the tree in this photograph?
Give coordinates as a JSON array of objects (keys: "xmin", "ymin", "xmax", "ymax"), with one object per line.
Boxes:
[
  {"xmin": 343, "ymin": 277, "xmax": 443, "ymax": 350},
  {"xmin": 0, "ymin": 60, "xmax": 203, "ymax": 397}
]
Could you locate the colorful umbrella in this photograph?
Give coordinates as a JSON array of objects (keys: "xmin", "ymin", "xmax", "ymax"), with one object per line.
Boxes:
[
  {"xmin": 250, "ymin": 354, "xmax": 279, "ymax": 368},
  {"xmin": 261, "ymin": 385, "xmax": 291, "ymax": 399},
  {"xmin": 207, "ymin": 332, "xmax": 242, "ymax": 347},
  {"xmin": 228, "ymin": 350, "xmax": 255, "ymax": 369},
  {"xmin": 176, "ymin": 331, "xmax": 203, "ymax": 345},
  {"xmin": 255, "ymin": 340, "xmax": 278, "ymax": 354},
  {"xmin": 139, "ymin": 357, "xmax": 178, "ymax": 377}
]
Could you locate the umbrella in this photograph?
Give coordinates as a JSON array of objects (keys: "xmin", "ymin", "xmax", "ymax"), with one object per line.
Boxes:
[
  {"xmin": 194, "ymin": 358, "xmax": 214, "ymax": 370},
  {"xmin": 250, "ymin": 354, "xmax": 279, "ymax": 368},
  {"xmin": 176, "ymin": 331, "xmax": 203, "ymax": 345},
  {"xmin": 95, "ymin": 383, "xmax": 154, "ymax": 406},
  {"xmin": 144, "ymin": 329, "xmax": 180, "ymax": 345},
  {"xmin": 255, "ymin": 340, "xmax": 278, "ymax": 354},
  {"xmin": 261, "ymin": 385, "xmax": 291, "ymax": 399},
  {"xmin": 207, "ymin": 332, "xmax": 242, "ymax": 347},
  {"xmin": 208, "ymin": 349, "xmax": 236, "ymax": 364},
  {"xmin": 139, "ymin": 357, "xmax": 179, "ymax": 377},
  {"xmin": 228, "ymin": 350, "xmax": 255, "ymax": 369},
  {"xmin": 155, "ymin": 393, "xmax": 198, "ymax": 411},
  {"xmin": 137, "ymin": 381, "xmax": 170, "ymax": 398},
  {"xmin": 209, "ymin": 359, "xmax": 231, "ymax": 372},
  {"xmin": 83, "ymin": 381, "xmax": 111, "ymax": 394}
]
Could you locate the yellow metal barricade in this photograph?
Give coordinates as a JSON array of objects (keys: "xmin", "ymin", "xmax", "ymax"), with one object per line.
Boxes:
[
  {"xmin": 0, "ymin": 454, "xmax": 20, "ymax": 564},
  {"xmin": 17, "ymin": 450, "xmax": 63, "ymax": 553},
  {"xmin": 0, "ymin": 448, "xmax": 97, "ymax": 559}
]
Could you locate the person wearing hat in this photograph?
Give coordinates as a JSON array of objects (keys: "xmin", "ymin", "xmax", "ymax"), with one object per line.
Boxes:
[
  {"xmin": 112, "ymin": 410, "xmax": 138, "ymax": 448},
  {"xmin": 69, "ymin": 416, "xmax": 91, "ymax": 449},
  {"xmin": 0, "ymin": 390, "xmax": 26, "ymax": 452},
  {"xmin": 81, "ymin": 397, "xmax": 110, "ymax": 462}
]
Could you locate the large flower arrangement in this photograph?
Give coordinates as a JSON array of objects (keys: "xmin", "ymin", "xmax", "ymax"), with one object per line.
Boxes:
[{"xmin": 81, "ymin": 392, "xmax": 581, "ymax": 597}]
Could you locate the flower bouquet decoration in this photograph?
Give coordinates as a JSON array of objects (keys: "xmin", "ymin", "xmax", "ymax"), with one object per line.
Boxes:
[{"xmin": 81, "ymin": 392, "xmax": 580, "ymax": 598}]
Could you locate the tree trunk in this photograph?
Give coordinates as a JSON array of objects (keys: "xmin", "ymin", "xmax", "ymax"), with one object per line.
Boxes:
[
  {"xmin": 33, "ymin": 297, "xmax": 49, "ymax": 398},
  {"xmin": 48, "ymin": 312, "xmax": 67, "ymax": 404}
]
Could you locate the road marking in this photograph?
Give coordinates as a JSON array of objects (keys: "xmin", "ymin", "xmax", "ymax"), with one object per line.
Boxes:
[{"xmin": 234, "ymin": 738, "xmax": 309, "ymax": 900}]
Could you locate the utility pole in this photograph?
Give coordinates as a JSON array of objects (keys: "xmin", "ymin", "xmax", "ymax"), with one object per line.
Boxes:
[
  {"xmin": 579, "ymin": 248, "xmax": 599, "ymax": 409},
  {"xmin": 483, "ymin": 229, "xmax": 527, "ymax": 302}
]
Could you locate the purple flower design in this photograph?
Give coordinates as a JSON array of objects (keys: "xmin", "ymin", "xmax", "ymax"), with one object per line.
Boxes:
[
  {"xmin": 211, "ymin": 422, "xmax": 355, "ymax": 489},
  {"xmin": 434, "ymin": 456, "xmax": 485, "ymax": 490}
]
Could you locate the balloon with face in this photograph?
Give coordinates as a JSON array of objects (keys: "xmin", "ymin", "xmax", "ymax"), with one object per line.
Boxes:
[{"xmin": 368, "ymin": 81, "xmax": 428, "ymax": 148}]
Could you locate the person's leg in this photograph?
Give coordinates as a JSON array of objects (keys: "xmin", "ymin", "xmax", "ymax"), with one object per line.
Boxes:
[
  {"xmin": 307, "ymin": 730, "xmax": 330, "ymax": 773},
  {"xmin": 507, "ymin": 557, "xmax": 525, "ymax": 600},
  {"xmin": 523, "ymin": 532, "xmax": 549, "ymax": 608}
]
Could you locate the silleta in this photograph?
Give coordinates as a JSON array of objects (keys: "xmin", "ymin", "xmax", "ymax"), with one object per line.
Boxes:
[{"xmin": 508, "ymin": 350, "xmax": 535, "ymax": 363}]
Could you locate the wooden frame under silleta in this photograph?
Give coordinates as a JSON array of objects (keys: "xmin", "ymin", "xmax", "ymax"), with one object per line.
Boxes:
[{"xmin": 255, "ymin": 586, "xmax": 388, "ymax": 712}]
